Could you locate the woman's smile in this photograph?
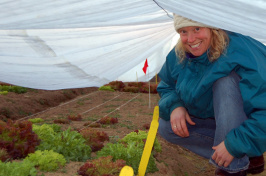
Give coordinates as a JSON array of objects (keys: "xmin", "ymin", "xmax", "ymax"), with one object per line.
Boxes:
[
  {"xmin": 179, "ymin": 27, "xmax": 211, "ymax": 56},
  {"xmin": 190, "ymin": 42, "xmax": 201, "ymax": 49}
]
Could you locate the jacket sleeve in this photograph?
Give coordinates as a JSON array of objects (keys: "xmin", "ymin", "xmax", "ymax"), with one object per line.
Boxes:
[
  {"xmin": 157, "ymin": 49, "xmax": 184, "ymax": 121},
  {"xmin": 224, "ymin": 39, "xmax": 266, "ymax": 157}
]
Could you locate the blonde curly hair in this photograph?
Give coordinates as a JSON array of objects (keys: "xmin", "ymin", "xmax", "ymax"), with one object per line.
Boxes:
[{"xmin": 175, "ymin": 29, "xmax": 229, "ymax": 63}]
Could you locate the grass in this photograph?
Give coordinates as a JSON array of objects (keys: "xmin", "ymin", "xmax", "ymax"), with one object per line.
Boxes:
[
  {"xmin": 76, "ymin": 98, "xmax": 91, "ymax": 106},
  {"xmin": 131, "ymin": 98, "xmax": 143, "ymax": 102},
  {"xmin": 38, "ymin": 98, "xmax": 47, "ymax": 105},
  {"xmin": 5, "ymin": 98, "xmax": 15, "ymax": 103},
  {"xmin": 0, "ymin": 107, "xmax": 12, "ymax": 118},
  {"xmin": 102, "ymin": 108, "xmax": 116, "ymax": 113},
  {"xmin": 18, "ymin": 108, "xmax": 30, "ymax": 116},
  {"xmin": 85, "ymin": 115, "xmax": 101, "ymax": 121},
  {"xmin": 127, "ymin": 113, "xmax": 135, "ymax": 118},
  {"xmin": 141, "ymin": 112, "xmax": 153, "ymax": 116},
  {"xmin": 119, "ymin": 123, "xmax": 134, "ymax": 129},
  {"xmin": 67, "ymin": 109, "xmax": 75, "ymax": 114},
  {"xmin": 112, "ymin": 98, "xmax": 124, "ymax": 102},
  {"xmin": 123, "ymin": 120, "xmax": 132, "ymax": 124},
  {"xmin": 77, "ymin": 100, "xmax": 84, "ymax": 106},
  {"xmin": 109, "ymin": 113, "xmax": 121, "ymax": 118}
]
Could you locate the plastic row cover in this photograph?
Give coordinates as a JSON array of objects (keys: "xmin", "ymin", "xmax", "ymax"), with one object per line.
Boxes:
[{"xmin": 0, "ymin": 0, "xmax": 265, "ymax": 90}]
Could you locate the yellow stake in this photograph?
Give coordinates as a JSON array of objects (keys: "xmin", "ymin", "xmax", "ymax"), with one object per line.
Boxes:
[
  {"xmin": 119, "ymin": 106, "xmax": 159, "ymax": 176},
  {"xmin": 137, "ymin": 106, "xmax": 159, "ymax": 176},
  {"xmin": 119, "ymin": 166, "xmax": 134, "ymax": 176}
]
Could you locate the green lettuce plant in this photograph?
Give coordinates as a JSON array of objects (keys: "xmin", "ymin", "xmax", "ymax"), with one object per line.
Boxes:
[
  {"xmin": 0, "ymin": 91, "xmax": 8, "ymax": 95},
  {"xmin": 121, "ymin": 130, "xmax": 162, "ymax": 153},
  {"xmin": 24, "ymin": 150, "xmax": 66, "ymax": 171},
  {"xmin": 0, "ymin": 160, "xmax": 37, "ymax": 176},
  {"xmin": 97, "ymin": 142, "xmax": 158, "ymax": 174},
  {"xmin": 0, "ymin": 85, "xmax": 27, "ymax": 94},
  {"xmin": 28, "ymin": 118, "xmax": 44, "ymax": 123},
  {"xmin": 98, "ymin": 85, "xmax": 115, "ymax": 92},
  {"xmin": 33, "ymin": 124, "xmax": 91, "ymax": 161},
  {"xmin": 96, "ymin": 130, "xmax": 161, "ymax": 174}
]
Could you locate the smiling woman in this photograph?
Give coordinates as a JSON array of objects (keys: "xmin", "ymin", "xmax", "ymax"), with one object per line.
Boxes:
[
  {"xmin": 173, "ymin": 14, "xmax": 229, "ymax": 63},
  {"xmin": 157, "ymin": 14, "xmax": 266, "ymax": 176},
  {"xmin": 178, "ymin": 26, "xmax": 212, "ymax": 57}
]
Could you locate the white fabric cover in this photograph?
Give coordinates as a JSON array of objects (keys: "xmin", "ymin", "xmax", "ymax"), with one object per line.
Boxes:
[
  {"xmin": 156, "ymin": 0, "xmax": 266, "ymax": 43},
  {"xmin": 0, "ymin": 0, "xmax": 265, "ymax": 90}
]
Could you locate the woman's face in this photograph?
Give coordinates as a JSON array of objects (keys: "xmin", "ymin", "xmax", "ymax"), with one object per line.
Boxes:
[{"xmin": 179, "ymin": 26, "xmax": 212, "ymax": 57}]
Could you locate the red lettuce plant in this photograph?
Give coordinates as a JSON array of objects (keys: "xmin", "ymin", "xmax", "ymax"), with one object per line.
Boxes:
[
  {"xmin": 0, "ymin": 120, "xmax": 40, "ymax": 159},
  {"xmin": 123, "ymin": 86, "xmax": 139, "ymax": 93},
  {"xmin": 68, "ymin": 114, "xmax": 82, "ymax": 121},
  {"xmin": 79, "ymin": 128, "xmax": 109, "ymax": 152},
  {"xmin": 83, "ymin": 122, "xmax": 102, "ymax": 128},
  {"xmin": 78, "ymin": 156, "xmax": 126, "ymax": 176},
  {"xmin": 0, "ymin": 148, "xmax": 9, "ymax": 162},
  {"xmin": 98, "ymin": 116, "xmax": 118, "ymax": 125},
  {"xmin": 139, "ymin": 84, "xmax": 157, "ymax": 94},
  {"xmin": 127, "ymin": 82, "xmax": 145, "ymax": 88},
  {"xmin": 105, "ymin": 81, "xmax": 125, "ymax": 91},
  {"xmin": 143, "ymin": 123, "xmax": 150, "ymax": 130},
  {"xmin": 53, "ymin": 119, "xmax": 70, "ymax": 124}
]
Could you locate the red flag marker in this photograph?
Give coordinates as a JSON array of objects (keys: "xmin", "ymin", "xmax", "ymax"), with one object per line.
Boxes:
[{"xmin": 142, "ymin": 59, "xmax": 148, "ymax": 75}]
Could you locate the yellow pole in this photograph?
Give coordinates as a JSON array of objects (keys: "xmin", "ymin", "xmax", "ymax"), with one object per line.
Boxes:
[
  {"xmin": 119, "ymin": 106, "xmax": 159, "ymax": 176},
  {"xmin": 119, "ymin": 166, "xmax": 134, "ymax": 176},
  {"xmin": 137, "ymin": 106, "xmax": 159, "ymax": 176}
]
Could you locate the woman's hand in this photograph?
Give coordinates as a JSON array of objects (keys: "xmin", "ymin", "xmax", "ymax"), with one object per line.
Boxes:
[
  {"xmin": 212, "ymin": 141, "xmax": 234, "ymax": 167},
  {"xmin": 170, "ymin": 107, "xmax": 195, "ymax": 137}
]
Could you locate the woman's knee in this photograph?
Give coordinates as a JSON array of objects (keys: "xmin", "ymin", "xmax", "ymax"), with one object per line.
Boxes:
[
  {"xmin": 212, "ymin": 71, "xmax": 241, "ymax": 99},
  {"xmin": 212, "ymin": 70, "xmax": 247, "ymax": 125},
  {"xmin": 213, "ymin": 71, "xmax": 241, "ymax": 94}
]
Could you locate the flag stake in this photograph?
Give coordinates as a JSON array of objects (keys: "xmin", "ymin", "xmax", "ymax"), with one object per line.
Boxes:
[
  {"xmin": 136, "ymin": 71, "xmax": 138, "ymax": 83},
  {"xmin": 142, "ymin": 58, "xmax": 150, "ymax": 108}
]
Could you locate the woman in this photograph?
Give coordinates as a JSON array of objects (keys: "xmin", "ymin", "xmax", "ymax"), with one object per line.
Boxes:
[{"xmin": 157, "ymin": 14, "xmax": 266, "ymax": 176}]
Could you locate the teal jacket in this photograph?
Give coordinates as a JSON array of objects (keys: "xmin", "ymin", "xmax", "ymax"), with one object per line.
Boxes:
[{"xmin": 157, "ymin": 31, "xmax": 266, "ymax": 158}]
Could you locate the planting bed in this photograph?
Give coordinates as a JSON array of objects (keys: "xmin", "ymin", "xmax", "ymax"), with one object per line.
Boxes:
[{"xmin": 0, "ymin": 83, "xmax": 265, "ymax": 176}]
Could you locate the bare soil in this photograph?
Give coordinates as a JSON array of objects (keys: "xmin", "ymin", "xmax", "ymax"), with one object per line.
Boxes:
[{"xmin": 1, "ymin": 85, "xmax": 265, "ymax": 176}]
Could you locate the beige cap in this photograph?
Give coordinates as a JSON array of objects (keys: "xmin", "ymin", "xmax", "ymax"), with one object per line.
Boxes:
[{"xmin": 173, "ymin": 14, "xmax": 216, "ymax": 32}]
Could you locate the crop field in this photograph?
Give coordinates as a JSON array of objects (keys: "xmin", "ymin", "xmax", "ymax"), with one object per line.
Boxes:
[{"xmin": 0, "ymin": 83, "xmax": 265, "ymax": 176}]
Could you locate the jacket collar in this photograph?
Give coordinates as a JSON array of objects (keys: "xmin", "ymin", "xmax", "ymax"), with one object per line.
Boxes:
[{"xmin": 185, "ymin": 50, "xmax": 210, "ymax": 65}]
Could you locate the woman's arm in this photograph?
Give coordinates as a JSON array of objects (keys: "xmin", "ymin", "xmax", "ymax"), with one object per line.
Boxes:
[{"xmin": 157, "ymin": 48, "xmax": 184, "ymax": 121}]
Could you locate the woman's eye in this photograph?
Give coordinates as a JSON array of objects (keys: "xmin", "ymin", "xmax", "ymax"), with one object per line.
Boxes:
[
  {"xmin": 195, "ymin": 27, "xmax": 200, "ymax": 31},
  {"xmin": 179, "ymin": 30, "xmax": 186, "ymax": 34}
]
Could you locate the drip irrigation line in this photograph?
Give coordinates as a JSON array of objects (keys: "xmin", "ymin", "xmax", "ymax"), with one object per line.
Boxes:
[
  {"xmin": 17, "ymin": 90, "xmax": 101, "ymax": 122},
  {"xmin": 79, "ymin": 93, "xmax": 140, "ymax": 131},
  {"xmin": 80, "ymin": 92, "xmax": 124, "ymax": 115}
]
